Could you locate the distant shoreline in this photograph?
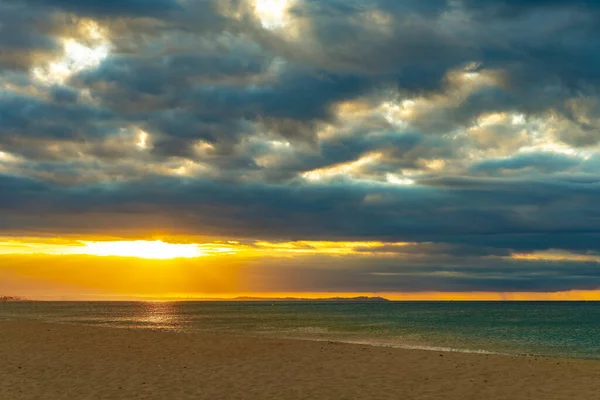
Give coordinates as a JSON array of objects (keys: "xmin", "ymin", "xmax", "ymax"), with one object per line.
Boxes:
[
  {"xmin": 228, "ymin": 296, "xmax": 390, "ymax": 302},
  {"xmin": 4, "ymin": 297, "xmax": 600, "ymax": 302},
  {"xmin": 0, "ymin": 296, "xmax": 28, "ymax": 302}
]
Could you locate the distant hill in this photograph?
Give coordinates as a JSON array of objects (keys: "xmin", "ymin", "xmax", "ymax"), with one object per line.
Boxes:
[
  {"xmin": 230, "ymin": 296, "xmax": 390, "ymax": 302},
  {"xmin": 0, "ymin": 296, "xmax": 27, "ymax": 302}
]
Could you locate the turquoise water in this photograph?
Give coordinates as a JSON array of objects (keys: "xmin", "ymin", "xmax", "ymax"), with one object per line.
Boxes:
[{"xmin": 1, "ymin": 301, "xmax": 600, "ymax": 359}]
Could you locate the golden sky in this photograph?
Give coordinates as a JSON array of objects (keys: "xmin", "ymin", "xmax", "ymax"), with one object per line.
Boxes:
[{"xmin": 2, "ymin": 237, "xmax": 600, "ymax": 300}]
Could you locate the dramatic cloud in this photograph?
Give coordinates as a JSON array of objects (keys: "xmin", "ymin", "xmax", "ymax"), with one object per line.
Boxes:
[
  {"xmin": 2, "ymin": 0, "xmax": 600, "ymax": 295},
  {"xmin": 28, "ymin": 0, "xmax": 180, "ymax": 17}
]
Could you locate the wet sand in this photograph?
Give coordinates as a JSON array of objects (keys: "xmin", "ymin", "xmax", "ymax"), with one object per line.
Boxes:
[{"xmin": 1, "ymin": 321, "xmax": 599, "ymax": 399}]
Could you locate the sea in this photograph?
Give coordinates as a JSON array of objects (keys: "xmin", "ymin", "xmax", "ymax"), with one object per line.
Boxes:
[{"xmin": 1, "ymin": 301, "xmax": 599, "ymax": 360}]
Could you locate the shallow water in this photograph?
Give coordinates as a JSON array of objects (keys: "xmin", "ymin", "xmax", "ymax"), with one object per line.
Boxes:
[{"xmin": 1, "ymin": 301, "xmax": 599, "ymax": 359}]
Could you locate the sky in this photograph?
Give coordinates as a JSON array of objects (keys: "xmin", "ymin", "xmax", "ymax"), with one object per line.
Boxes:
[{"xmin": 2, "ymin": 0, "xmax": 600, "ymax": 300}]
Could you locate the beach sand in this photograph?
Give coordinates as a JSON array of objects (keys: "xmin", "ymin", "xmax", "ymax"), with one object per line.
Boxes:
[{"xmin": 1, "ymin": 321, "xmax": 599, "ymax": 399}]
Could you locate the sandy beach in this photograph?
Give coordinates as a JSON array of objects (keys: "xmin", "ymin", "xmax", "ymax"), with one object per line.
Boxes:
[{"xmin": 1, "ymin": 321, "xmax": 599, "ymax": 400}]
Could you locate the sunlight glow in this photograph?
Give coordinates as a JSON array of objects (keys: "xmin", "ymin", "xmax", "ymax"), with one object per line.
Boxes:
[
  {"xmin": 0, "ymin": 238, "xmax": 415, "ymax": 258},
  {"xmin": 386, "ymin": 173, "xmax": 415, "ymax": 186},
  {"xmin": 195, "ymin": 140, "xmax": 215, "ymax": 153},
  {"xmin": 380, "ymin": 100, "xmax": 414, "ymax": 126},
  {"xmin": 0, "ymin": 151, "xmax": 23, "ymax": 174},
  {"xmin": 7, "ymin": 237, "xmax": 600, "ymax": 301},
  {"xmin": 423, "ymin": 159, "xmax": 446, "ymax": 171},
  {"xmin": 0, "ymin": 151, "xmax": 21, "ymax": 163},
  {"xmin": 512, "ymin": 250, "xmax": 600, "ymax": 263},
  {"xmin": 512, "ymin": 114, "xmax": 526, "ymax": 125},
  {"xmin": 17, "ymin": 238, "xmax": 600, "ymax": 263},
  {"xmin": 254, "ymin": 0, "xmax": 293, "ymax": 29},
  {"xmin": 33, "ymin": 21, "xmax": 110, "ymax": 85},
  {"xmin": 477, "ymin": 112, "xmax": 509, "ymax": 127},
  {"xmin": 302, "ymin": 153, "xmax": 383, "ymax": 181},
  {"xmin": 80, "ymin": 240, "xmax": 204, "ymax": 259},
  {"xmin": 137, "ymin": 131, "xmax": 149, "ymax": 150},
  {"xmin": 519, "ymin": 141, "xmax": 579, "ymax": 157},
  {"xmin": 34, "ymin": 40, "xmax": 110, "ymax": 84}
]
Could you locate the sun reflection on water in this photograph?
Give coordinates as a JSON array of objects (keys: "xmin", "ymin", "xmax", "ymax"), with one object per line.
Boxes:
[{"xmin": 137, "ymin": 301, "xmax": 179, "ymax": 329}]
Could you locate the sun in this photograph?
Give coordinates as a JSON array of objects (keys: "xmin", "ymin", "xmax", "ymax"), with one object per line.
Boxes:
[{"xmin": 79, "ymin": 240, "xmax": 204, "ymax": 260}]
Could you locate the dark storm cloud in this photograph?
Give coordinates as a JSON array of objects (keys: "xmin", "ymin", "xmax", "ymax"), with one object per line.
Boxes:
[
  {"xmin": 470, "ymin": 152, "xmax": 582, "ymax": 175},
  {"xmin": 49, "ymin": 85, "xmax": 79, "ymax": 103},
  {"xmin": 2, "ymin": 174, "xmax": 600, "ymax": 247},
  {"xmin": 70, "ymin": 65, "xmax": 375, "ymax": 160},
  {"xmin": 290, "ymin": 0, "xmax": 600, "ymax": 87},
  {"xmin": 174, "ymin": 69, "xmax": 371, "ymax": 130},
  {"xmin": 462, "ymin": 0, "xmax": 600, "ymax": 16},
  {"xmin": 282, "ymin": 0, "xmax": 600, "ymax": 140},
  {"xmin": 78, "ymin": 62, "xmax": 373, "ymax": 121},
  {"xmin": 247, "ymin": 130, "xmax": 459, "ymax": 183},
  {"xmin": 0, "ymin": 93, "xmax": 114, "ymax": 141},
  {"xmin": 0, "ymin": 2, "xmax": 63, "ymax": 70},
  {"xmin": 242, "ymin": 257, "xmax": 600, "ymax": 293},
  {"xmin": 76, "ymin": 52, "xmax": 269, "ymax": 99},
  {"xmin": 353, "ymin": 243, "xmax": 512, "ymax": 258},
  {"xmin": 439, "ymin": 233, "xmax": 600, "ymax": 255},
  {"xmin": 10, "ymin": 0, "xmax": 179, "ymax": 17}
]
